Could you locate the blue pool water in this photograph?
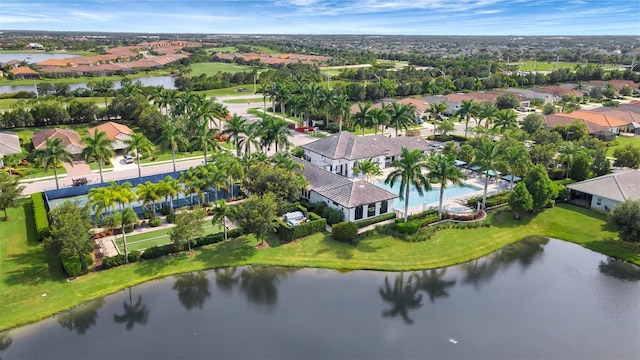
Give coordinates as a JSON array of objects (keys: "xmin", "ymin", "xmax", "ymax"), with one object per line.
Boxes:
[{"xmin": 376, "ymin": 181, "xmax": 481, "ymax": 208}]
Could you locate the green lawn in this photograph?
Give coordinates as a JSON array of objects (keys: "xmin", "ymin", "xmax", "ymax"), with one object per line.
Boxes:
[
  {"xmin": 223, "ymin": 97, "xmax": 264, "ymax": 104},
  {"xmin": 115, "ymin": 223, "xmax": 223, "ymax": 252},
  {"xmin": 139, "ymin": 150, "xmax": 204, "ymax": 165},
  {"xmin": 607, "ymin": 136, "xmax": 640, "ymax": 156},
  {"xmin": 206, "ymin": 46, "xmax": 237, "ymax": 53},
  {"xmin": 508, "ymin": 61, "xmax": 579, "ymax": 71},
  {"xmin": 1, "ymin": 200, "xmax": 638, "ymax": 330},
  {"xmin": 189, "ymin": 62, "xmax": 253, "ymax": 76},
  {"xmin": 0, "ymin": 97, "xmax": 107, "ymax": 111},
  {"xmin": 0, "ymin": 70, "xmax": 171, "ymax": 86}
]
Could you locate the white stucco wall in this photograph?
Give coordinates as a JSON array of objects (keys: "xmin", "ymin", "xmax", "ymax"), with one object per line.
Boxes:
[
  {"xmin": 305, "ymin": 190, "xmax": 393, "ymax": 222},
  {"xmin": 304, "ymin": 150, "xmax": 386, "ymax": 178},
  {"xmin": 590, "ymin": 196, "xmax": 618, "ymax": 212}
]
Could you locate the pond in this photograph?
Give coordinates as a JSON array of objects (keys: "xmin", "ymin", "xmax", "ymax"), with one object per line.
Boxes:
[
  {"xmin": 0, "ymin": 53, "xmax": 81, "ymax": 64},
  {"xmin": 0, "ymin": 76, "xmax": 177, "ymax": 95},
  {"xmin": 1, "ymin": 238, "xmax": 639, "ymax": 359}
]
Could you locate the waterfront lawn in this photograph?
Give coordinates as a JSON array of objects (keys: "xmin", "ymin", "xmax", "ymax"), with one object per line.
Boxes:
[
  {"xmin": 1, "ymin": 201, "xmax": 638, "ymax": 330},
  {"xmin": 189, "ymin": 62, "xmax": 253, "ymax": 76},
  {"xmin": 0, "ymin": 70, "xmax": 171, "ymax": 86},
  {"xmin": 115, "ymin": 222, "xmax": 223, "ymax": 253}
]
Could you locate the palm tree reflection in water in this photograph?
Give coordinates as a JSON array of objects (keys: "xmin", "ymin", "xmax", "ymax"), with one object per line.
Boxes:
[{"xmin": 114, "ymin": 288, "xmax": 149, "ymax": 331}]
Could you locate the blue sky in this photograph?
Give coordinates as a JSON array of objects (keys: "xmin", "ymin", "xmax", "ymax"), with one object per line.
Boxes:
[{"xmin": 1, "ymin": 0, "xmax": 638, "ymax": 35}]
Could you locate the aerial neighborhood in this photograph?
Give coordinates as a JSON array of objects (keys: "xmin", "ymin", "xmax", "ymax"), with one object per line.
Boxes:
[{"xmin": 0, "ymin": 32, "xmax": 639, "ymax": 350}]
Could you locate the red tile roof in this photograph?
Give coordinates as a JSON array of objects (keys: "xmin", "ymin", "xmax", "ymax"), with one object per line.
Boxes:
[{"xmin": 89, "ymin": 121, "xmax": 133, "ymax": 140}]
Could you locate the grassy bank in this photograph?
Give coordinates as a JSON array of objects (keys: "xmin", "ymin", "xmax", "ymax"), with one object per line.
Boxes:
[{"xmin": 0, "ymin": 201, "xmax": 637, "ymax": 330}]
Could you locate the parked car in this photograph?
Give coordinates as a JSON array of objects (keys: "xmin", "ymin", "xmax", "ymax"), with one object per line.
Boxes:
[
  {"xmin": 123, "ymin": 154, "xmax": 135, "ymax": 164},
  {"xmin": 415, "ymin": 118, "xmax": 424, "ymax": 125}
]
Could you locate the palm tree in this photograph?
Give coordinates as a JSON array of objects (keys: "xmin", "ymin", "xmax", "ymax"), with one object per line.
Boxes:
[
  {"xmin": 158, "ymin": 118, "xmax": 188, "ymax": 172},
  {"xmin": 124, "ymin": 133, "xmax": 155, "ymax": 178},
  {"xmin": 385, "ymin": 147, "xmax": 431, "ymax": 223},
  {"xmin": 205, "ymin": 164, "xmax": 229, "ymax": 202},
  {"xmin": 211, "ymin": 199, "xmax": 232, "ymax": 240},
  {"xmin": 369, "ymin": 107, "xmax": 390, "ymax": 135},
  {"xmin": 472, "ymin": 139, "xmax": 503, "ymax": 208},
  {"xmin": 500, "ymin": 145, "xmax": 531, "ymax": 191},
  {"xmin": 493, "ymin": 109, "xmax": 518, "ymax": 135},
  {"xmin": 330, "ymin": 94, "xmax": 351, "ymax": 132},
  {"xmin": 271, "ymin": 152, "xmax": 304, "ymax": 172},
  {"xmin": 88, "ymin": 79, "xmax": 114, "ymax": 107},
  {"xmin": 386, "ymin": 102, "xmax": 416, "ymax": 137},
  {"xmin": 379, "ymin": 273, "xmax": 423, "ymax": 325},
  {"xmin": 223, "ymin": 115, "xmax": 247, "ymax": 157},
  {"xmin": 136, "ymin": 181, "xmax": 161, "ymax": 215},
  {"xmin": 428, "ymin": 101, "xmax": 448, "ymax": 135},
  {"xmin": 192, "ymin": 121, "xmax": 221, "ymax": 166},
  {"xmin": 456, "ymin": 99, "xmax": 479, "ymax": 139},
  {"xmin": 261, "ymin": 116, "xmax": 291, "ymax": 153},
  {"xmin": 214, "ymin": 152, "xmax": 244, "ymax": 198},
  {"xmin": 36, "ymin": 137, "xmax": 73, "ymax": 189},
  {"xmin": 352, "ymin": 159, "xmax": 383, "ymax": 183},
  {"xmin": 88, "ymin": 187, "xmax": 116, "ymax": 221},
  {"xmin": 159, "ymin": 176, "xmax": 181, "ymax": 213},
  {"xmin": 113, "ymin": 207, "xmax": 137, "ymax": 263},
  {"xmin": 478, "ymin": 101, "xmax": 498, "ymax": 129},
  {"xmin": 82, "ymin": 129, "xmax": 114, "ymax": 184},
  {"xmin": 108, "ymin": 181, "xmax": 137, "ymax": 211},
  {"xmin": 354, "ymin": 102, "xmax": 373, "ymax": 136},
  {"xmin": 242, "ymin": 122, "xmax": 262, "ymax": 156},
  {"xmin": 426, "ymin": 153, "xmax": 467, "ymax": 219},
  {"xmin": 559, "ymin": 142, "xmax": 588, "ymax": 180}
]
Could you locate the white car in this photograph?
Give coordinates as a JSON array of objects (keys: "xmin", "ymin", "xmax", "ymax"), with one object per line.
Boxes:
[{"xmin": 123, "ymin": 154, "xmax": 135, "ymax": 164}]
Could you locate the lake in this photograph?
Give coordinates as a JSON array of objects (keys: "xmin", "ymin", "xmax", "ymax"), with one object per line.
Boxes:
[
  {"xmin": 0, "ymin": 53, "xmax": 80, "ymax": 64},
  {"xmin": 0, "ymin": 76, "xmax": 177, "ymax": 95},
  {"xmin": 1, "ymin": 238, "xmax": 639, "ymax": 359}
]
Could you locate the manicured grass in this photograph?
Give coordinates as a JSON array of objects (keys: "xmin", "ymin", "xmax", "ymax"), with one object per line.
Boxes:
[
  {"xmin": 0, "ymin": 70, "xmax": 171, "ymax": 86},
  {"xmin": 1, "ymin": 202, "xmax": 638, "ymax": 330},
  {"xmin": 509, "ymin": 61, "xmax": 579, "ymax": 71},
  {"xmin": 139, "ymin": 150, "xmax": 204, "ymax": 165},
  {"xmin": 607, "ymin": 136, "xmax": 640, "ymax": 156},
  {"xmin": 115, "ymin": 223, "xmax": 223, "ymax": 252},
  {"xmin": 223, "ymin": 97, "xmax": 264, "ymax": 104},
  {"xmin": 189, "ymin": 62, "xmax": 253, "ymax": 76},
  {"xmin": 198, "ymin": 85, "xmax": 261, "ymax": 97},
  {"xmin": 0, "ymin": 97, "xmax": 107, "ymax": 110}
]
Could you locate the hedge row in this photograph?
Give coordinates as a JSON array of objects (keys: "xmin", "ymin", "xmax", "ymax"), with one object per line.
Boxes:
[
  {"xmin": 102, "ymin": 251, "xmax": 142, "ymax": 269},
  {"xmin": 395, "ymin": 208, "xmax": 437, "ymax": 224},
  {"xmin": 355, "ymin": 212, "xmax": 396, "ymax": 228},
  {"xmin": 62, "ymin": 255, "xmax": 82, "ymax": 277},
  {"xmin": 466, "ymin": 191, "xmax": 510, "ymax": 208},
  {"xmin": 277, "ymin": 215, "xmax": 327, "ymax": 242},
  {"xmin": 31, "ymin": 193, "xmax": 49, "ymax": 240},
  {"xmin": 332, "ymin": 222, "xmax": 358, "ymax": 242}
]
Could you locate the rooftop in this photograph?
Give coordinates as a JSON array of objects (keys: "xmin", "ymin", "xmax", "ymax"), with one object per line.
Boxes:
[{"xmin": 567, "ymin": 170, "xmax": 640, "ymax": 202}]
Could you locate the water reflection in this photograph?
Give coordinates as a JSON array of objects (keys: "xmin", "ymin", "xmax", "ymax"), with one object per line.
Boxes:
[
  {"xmin": 113, "ymin": 288, "xmax": 149, "ymax": 330},
  {"xmin": 462, "ymin": 237, "xmax": 548, "ymax": 289},
  {"xmin": 57, "ymin": 298, "xmax": 105, "ymax": 334},
  {"xmin": 172, "ymin": 271, "xmax": 211, "ymax": 310},
  {"xmin": 599, "ymin": 258, "xmax": 640, "ymax": 281},
  {"xmin": 379, "ymin": 272, "xmax": 423, "ymax": 324},
  {"xmin": 0, "ymin": 331, "xmax": 12, "ymax": 351},
  {"xmin": 240, "ymin": 266, "xmax": 295, "ymax": 308},
  {"xmin": 214, "ymin": 267, "xmax": 240, "ymax": 293},
  {"xmin": 411, "ymin": 269, "xmax": 457, "ymax": 303}
]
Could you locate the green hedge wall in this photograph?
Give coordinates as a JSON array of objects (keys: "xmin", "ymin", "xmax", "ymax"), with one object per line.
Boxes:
[
  {"xmin": 355, "ymin": 212, "xmax": 396, "ymax": 228},
  {"xmin": 31, "ymin": 192, "xmax": 49, "ymax": 240},
  {"xmin": 332, "ymin": 222, "xmax": 359, "ymax": 242},
  {"xmin": 466, "ymin": 191, "xmax": 510, "ymax": 208},
  {"xmin": 277, "ymin": 213, "xmax": 327, "ymax": 242},
  {"xmin": 62, "ymin": 255, "xmax": 82, "ymax": 277}
]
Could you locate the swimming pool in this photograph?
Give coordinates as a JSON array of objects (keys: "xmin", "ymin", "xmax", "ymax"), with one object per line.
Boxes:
[{"xmin": 376, "ymin": 181, "xmax": 481, "ymax": 208}]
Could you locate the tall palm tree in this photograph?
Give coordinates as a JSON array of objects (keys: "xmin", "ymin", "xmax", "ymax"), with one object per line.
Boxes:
[
  {"xmin": 223, "ymin": 115, "xmax": 247, "ymax": 157},
  {"xmin": 136, "ymin": 181, "xmax": 161, "ymax": 216},
  {"xmin": 559, "ymin": 142, "xmax": 588, "ymax": 180},
  {"xmin": 386, "ymin": 102, "xmax": 416, "ymax": 137},
  {"xmin": 500, "ymin": 145, "xmax": 531, "ymax": 191},
  {"xmin": 108, "ymin": 181, "xmax": 137, "ymax": 211},
  {"xmin": 113, "ymin": 207, "xmax": 137, "ymax": 263},
  {"xmin": 271, "ymin": 152, "xmax": 304, "ymax": 172},
  {"xmin": 158, "ymin": 118, "xmax": 188, "ymax": 173},
  {"xmin": 456, "ymin": 99, "xmax": 479, "ymax": 139},
  {"xmin": 492, "ymin": 109, "xmax": 518, "ymax": 135},
  {"xmin": 261, "ymin": 116, "xmax": 291, "ymax": 153},
  {"xmin": 428, "ymin": 101, "xmax": 448, "ymax": 135},
  {"xmin": 213, "ymin": 152, "xmax": 244, "ymax": 198},
  {"xmin": 211, "ymin": 199, "xmax": 232, "ymax": 240},
  {"xmin": 242, "ymin": 122, "xmax": 262, "ymax": 156},
  {"xmin": 352, "ymin": 159, "xmax": 383, "ymax": 183},
  {"xmin": 159, "ymin": 176, "xmax": 181, "ymax": 213},
  {"xmin": 82, "ymin": 129, "xmax": 114, "ymax": 184},
  {"xmin": 472, "ymin": 139, "xmax": 503, "ymax": 208},
  {"xmin": 369, "ymin": 107, "xmax": 390, "ymax": 135},
  {"xmin": 330, "ymin": 94, "xmax": 351, "ymax": 132},
  {"xmin": 89, "ymin": 79, "xmax": 114, "ymax": 108},
  {"xmin": 354, "ymin": 102, "xmax": 373, "ymax": 136},
  {"xmin": 36, "ymin": 137, "xmax": 73, "ymax": 189},
  {"xmin": 192, "ymin": 121, "xmax": 221, "ymax": 166},
  {"xmin": 88, "ymin": 187, "xmax": 116, "ymax": 221},
  {"xmin": 124, "ymin": 133, "xmax": 155, "ymax": 178},
  {"xmin": 478, "ymin": 101, "xmax": 498, "ymax": 129},
  {"xmin": 385, "ymin": 147, "xmax": 431, "ymax": 223},
  {"xmin": 427, "ymin": 153, "xmax": 467, "ymax": 219},
  {"xmin": 205, "ymin": 164, "xmax": 229, "ymax": 202}
]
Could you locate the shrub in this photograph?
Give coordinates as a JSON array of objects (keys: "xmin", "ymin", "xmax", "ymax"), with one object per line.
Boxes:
[
  {"xmin": 160, "ymin": 206, "xmax": 171, "ymax": 216},
  {"xmin": 31, "ymin": 193, "xmax": 49, "ymax": 240},
  {"xmin": 332, "ymin": 222, "xmax": 359, "ymax": 242},
  {"xmin": 278, "ymin": 202, "xmax": 307, "ymax": 216},
  {"xmin": 395, "ymin": 208, "xmax": 437, "ymax": 224},
  {"xmin": 277, "ymin": 217, "xmax": 327, "ymax": 242},
  {"xmin": 356, "ymin": 212, "xmax": 396, "ymax": 228},
  {"xmin": 322, "ymin": 207, "xmax": 344, "ymax": 225},
  {"xmin": 142, "ymin": 209, "xmax": 154, "ymax": 219},
  {"xmin": 148, "ymin": 217, "xmax": 162, "ymax": 227},
  {"xmin": 466, "ymin": 191, "xmax": 510, "ymax": 208},
  {"xmin": 102, "ymin": 254, "xmax": 126, "ymax": 269},
  {"xmin": 140, "ymin": 243, "xmax": 177, "ymax": 259},
  {"xmin": 196, "ymin": 227, "xmax": 244, "ymax": 246},
  {"xmin": 396, "ymin": 221, "xmax": 420, "ymax": 234},
  {"xmin": 128, "ymin": 250, "xmax": 141, "ymax": 262},
  {"xmin": 62, "ymin": 255, "xmax": 82, "ymax": 277},
  {"xmin": 166, "ymin": 213, "xmax": 176, "ymax": 223}
]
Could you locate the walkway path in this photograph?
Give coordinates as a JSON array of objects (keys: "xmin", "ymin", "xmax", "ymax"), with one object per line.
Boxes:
[{"xmin": 63, "ymin": 160, "xmax": 93, "ymax": 178}]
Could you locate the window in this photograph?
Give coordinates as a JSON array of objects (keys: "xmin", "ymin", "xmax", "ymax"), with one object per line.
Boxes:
[
  {"xmin": 355, "ymin": 206, "xmax": 364, "ymax": 220},
  {"xmin": 368, "ymin": 203, "xmax": 376, "ymax": 217},
  {"xmin": 380, "ymin": 200, "xmax": 388, "ymax": 214},
  {"xmin": 596, "ymin": 197, "xmax": 602, "ymax": 206},
  {"xmin": 301, "ymin": 189, "xmax": 310, "ymax": 199}
]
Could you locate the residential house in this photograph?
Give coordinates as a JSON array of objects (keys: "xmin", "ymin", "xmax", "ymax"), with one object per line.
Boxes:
[
  {"xmin": 9, "ymin": 66, "xmax": 39, "ymax": 80},
  {"xmin": 295, "ymin": 158, "xmax": 398, "ymax": 222},
  {"xmin": 300, "ymin": 131, "xmax": 433, "ymax": 178},
  {"xmin": 0, "ymin": 132, "xmax": 22, "ymax": 168},
  {"xmin": 544, "ymin": 110, "xmax": 628, "ymax": 140},
  {"xmin": 88, "ymin": 121, "xmax": 133, "ymax": 151},
  {"xmin": 32, "ymin": 128, "xmax": 85, "ymax": 159},
  {"xmin": 567, "ymin": 170, "xmax": 640, "ymax": 211}
]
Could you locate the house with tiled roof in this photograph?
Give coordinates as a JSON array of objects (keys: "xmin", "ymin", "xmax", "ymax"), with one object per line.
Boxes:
[
  {"xmin": 9, "ymin": 66, "xmax": 39, "ymax": 79},
  {"xmin": 295, "ymin": 158, "xmax": 397, "ymax": 222},
  {"xmin": 0, "ymin": 132, "xmax": 22, "ymax": 168},
  {"xmin": 555, "ymin": 110, "xmax": 628, "ymax": 133},
  {"xmin": 300, "ymin": 131, "xmax": 433, "ymax": 178},
  {"xmin": 88, "ymin": 121, "xmax": 133, "ymax": 151},
  {"xmin": 32, "ymin": 128, "xmax": 85, "ymax": 158},
  {"xmin": 567, "ymin": 170, "xmax": 640, "ymax": 211},
  {"xmin": 543, "ymin": 114, "xmax": 608, "ymax": 135}
]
